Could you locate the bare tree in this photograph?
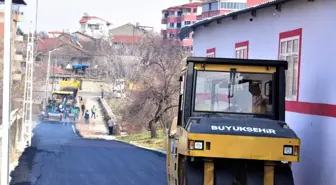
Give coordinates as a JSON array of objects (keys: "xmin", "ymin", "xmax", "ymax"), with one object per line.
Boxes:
[
  {"xmin": 120, "ymin": 34, "xmax": 189, "ymax": 138},
  {"xmin": 86, "ymin": 33, "xmax": 189, "ymax": 138}
]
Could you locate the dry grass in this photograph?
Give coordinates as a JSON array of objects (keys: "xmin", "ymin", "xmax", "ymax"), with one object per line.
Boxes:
[{"xmin": 116, "ymin": 129, "xmax": 165, "ymax": 150}]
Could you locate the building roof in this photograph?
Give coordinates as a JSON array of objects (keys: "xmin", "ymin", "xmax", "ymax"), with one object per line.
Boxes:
[
  {"xmin": 79, "ymin": 15, "xmax": 112, "ymax": 25},
  {"xmin": 179, "ymin": 0, "xmax": 293, "ymax": 39},
  {"xmin": 48, "ymin": 31, "xmax": 63, "ymax": 34},
  {"xmin": 109, "ymin": 23, "xmax": 149, "ymax": 44},
  {"xmin": 0, "ymin": 0, "xmax": 26, "ymax": 5},
  {"xmin": 73, "ymin": 31, "xmax": 96, "ymax": 40},
  {"xmin": 36, "ymin": 37, "xmax": 91, "ymax": 55},
  {"xmin": 112, "ymin": 35, "xmax": 141, "ymax": 44},
  {"xmin": 37, "ymin": 64, "xmax": 65, "ymax": 74}
]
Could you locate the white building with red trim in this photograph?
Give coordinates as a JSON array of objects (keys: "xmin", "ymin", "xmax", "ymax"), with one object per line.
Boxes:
[
  {"xmin": 180, "ymin": 0, "xmax": 336, "ymax": 184},
  {"xmin": 78, "ymin": 13, "xmax": 113, "ymax": 39}
]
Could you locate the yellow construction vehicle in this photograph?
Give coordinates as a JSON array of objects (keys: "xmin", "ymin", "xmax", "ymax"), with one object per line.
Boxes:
[
  {"xmin": 166, "ymin": 57, "xmax": 300, "ymax": 185},
  {"xmin": 52, "ymin": 90, "xmax": 74, "ymax": 104}
]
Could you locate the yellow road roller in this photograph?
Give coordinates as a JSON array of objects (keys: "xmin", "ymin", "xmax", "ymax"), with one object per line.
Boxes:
[{"xmin": 166, "ymin": 57, "xmax": 300, "ymax": 185}]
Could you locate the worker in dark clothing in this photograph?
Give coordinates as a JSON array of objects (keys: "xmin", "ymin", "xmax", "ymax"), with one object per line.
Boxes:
[
  {"xmin": 81, "ymin": 104, "xmax": 85, "ymax": 116},
  {"xmin": 108, "ymin": 119, "xmax": 114, "ymax": 135},
  {"xmin": 84, "ymin": 110, "xmax": 90, "ymax": 124},
  {"xmin": 101, "ymin": 88, "xmax": 104, "ymax": 99}
]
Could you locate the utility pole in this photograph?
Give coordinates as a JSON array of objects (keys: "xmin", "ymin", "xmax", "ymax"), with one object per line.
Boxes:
[
  {"xmin": 45, "ymin": 50, "xmax": 52, "ymax": 105},
  {"xmin": 1, "ymin": 0, "xmax": 13, "ymax": 184},
  {"xmin": 21, "ymin": 0, "xmax": 38, "ymax": 149},
  {"xmin": 51, "ymin": 56, "xmax": 57, "ymax": 91},
  {"xmin": 21, "ymin": 21, "xmax": 35, "ymax": 147}
]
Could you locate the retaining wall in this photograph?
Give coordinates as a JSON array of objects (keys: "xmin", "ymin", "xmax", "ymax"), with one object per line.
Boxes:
[{"xmin": 98, "ymin": 98, "xmax": 120, "ymax": 133}]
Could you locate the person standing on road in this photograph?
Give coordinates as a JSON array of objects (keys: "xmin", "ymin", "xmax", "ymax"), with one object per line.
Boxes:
[
  {"xmin": 81, "ymin": 103, "xmax": 85, "ymax": 116},
  {"xmin": 59, "ymin": 112, "xmax": 63, "ymax": 122},
  {"xmin": 84, "ymin": 110, "xmax": 90, "ymax": 124},
  {"xmin": 63, "ymin": 110, "xmax": 70, "ymax": 125},
  {"xmin": 91, "ymin": 105, "xmax": 96, "ymax": 119},
  {"xmin": 101, "ymin": 88, "xmax": 104, "ymax": 99},
  {"xmin": 73, "ymin": 106, "xmax": 79, "ymax": 121},
  {"xmin": 108, "ymin": 119, "xmax": 114, "ymax": 135}
]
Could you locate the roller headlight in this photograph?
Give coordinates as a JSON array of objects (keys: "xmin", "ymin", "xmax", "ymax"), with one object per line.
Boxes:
[
  {"xmin": 188, "ymin": 140, "xmax": 204, "ymax": 150},
  {"xmin": 283, "ymin": 145, "xmax": 293, "ymax": 155}
]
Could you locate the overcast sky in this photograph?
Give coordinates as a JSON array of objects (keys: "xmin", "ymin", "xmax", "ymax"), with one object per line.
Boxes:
[{"xmin": 17, "ymin": 0, "xmax": 188, "ymax": 33}]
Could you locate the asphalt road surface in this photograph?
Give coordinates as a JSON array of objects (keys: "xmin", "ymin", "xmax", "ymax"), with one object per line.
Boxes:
[{"xmin": 10, "ymin": 120, "xmax": 167, "ymax": 185}]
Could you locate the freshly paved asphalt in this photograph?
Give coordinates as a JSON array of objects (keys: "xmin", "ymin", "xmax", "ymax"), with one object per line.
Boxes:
[{"xmin": 10, "ymin": 120, "xmax": 167, "ymax": 185}]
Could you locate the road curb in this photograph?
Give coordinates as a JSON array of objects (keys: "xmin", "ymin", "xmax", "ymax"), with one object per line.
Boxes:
[{"xmin": 115, "ymin": 139, "xmax": 167, "ymax": 157}]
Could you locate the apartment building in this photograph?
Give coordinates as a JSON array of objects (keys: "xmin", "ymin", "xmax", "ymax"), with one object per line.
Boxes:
[
  {"xmin": 78, "ymin": 13, "xmax": 113, "ymax": 39},
  {"xmin": 161, "ymin": 0, "xmax": 268, "ymax": 50},
  {"xmin": 197, "ymin": 0, "xmax": 247, "ymax": 20},
  {"xmin": 0, "ymin": 2, "xmax": 26, "ymax": 81},
  {"xmin": 161, "ymin": 2, "xmax": 201, "ymax": 48}
]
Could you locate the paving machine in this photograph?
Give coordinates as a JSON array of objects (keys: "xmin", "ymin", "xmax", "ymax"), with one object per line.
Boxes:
[
  {"xmin": 59, "ymin": 79, "xmax": 80, "ymax": 100},
  {"xmin": 166, "ymin": 57, "xmax": 300, "ymax": 185}
]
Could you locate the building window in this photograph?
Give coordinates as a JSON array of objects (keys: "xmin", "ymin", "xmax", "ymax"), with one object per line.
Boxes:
[
  {"xmin": 221, "ymin": 2, "xmax": 246, "ymax": 10},
  {"xmin": 176, "ymin": 23, "xmax": 182, "ymax": 28},
  {"xmin": 169, "ymin": 23, "xmax": 174, "ymax": 28},
  {"xmin": 206, "ymin": 48, "xmax": 216, "ymax": 57},
  {"xmin": 177, "ymin": 11, "xmax": 183, "ymax": 17},
  {"xmin": 193, "ymin": 8, "xmax": 197, "ymax": 13},
  {"xmin": 209, "ymin": 3, "xmax": 212, "ymax": 11},
  {"xmin": 88, "ymin": 24, "xmax": 99, "ymax": 30},
  {"xmin": 183, "ymin": 8, "xmax": 191, "ymax": 14},
  {"xmin": 184, "ymin": 21, "xmax": 191, "ymax": 25},
  {"xmin": 279, "ymin": 29, "xmax": 302, "ymax": 101},
  {"xmin": 169, "ymin": 34, "xmax": 175, "ymax": 39},
  {"xmin": 235, "ymin": 41, "xmax": 249, "ymax": 59}
]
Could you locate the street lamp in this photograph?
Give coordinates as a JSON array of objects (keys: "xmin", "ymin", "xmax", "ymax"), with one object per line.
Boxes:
[{"xmin": 44, "ymin": 48, "xmax": 57, "ymax": 110}]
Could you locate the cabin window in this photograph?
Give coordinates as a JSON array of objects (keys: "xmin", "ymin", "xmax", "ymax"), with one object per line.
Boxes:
[
  {"xmin": 235, "ymin": 41, "xmax": 249, "ymax": 59},
  {"xmin": 279, "ymin": 29, "xmax": 301, "ymax": 101}
]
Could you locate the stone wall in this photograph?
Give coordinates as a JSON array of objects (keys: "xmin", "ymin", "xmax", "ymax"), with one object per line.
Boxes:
[{"xmin": 98, "ymin": 98, "xmax": 120, "ymax": 133}]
